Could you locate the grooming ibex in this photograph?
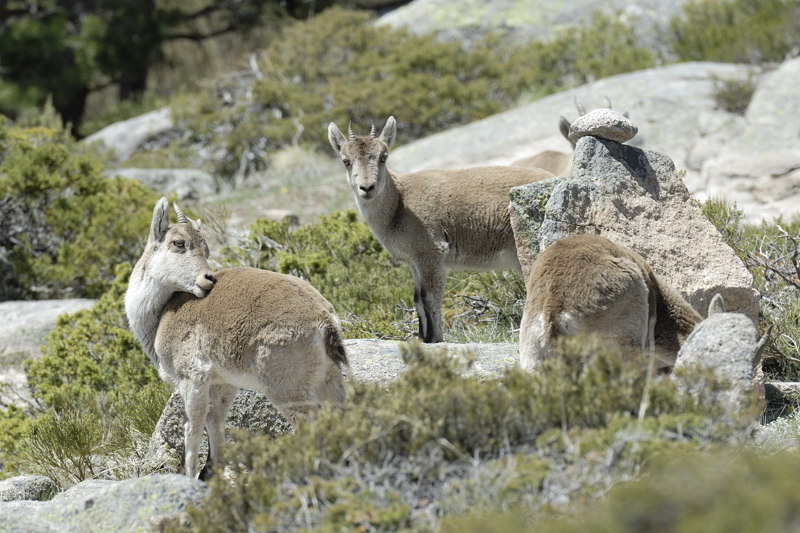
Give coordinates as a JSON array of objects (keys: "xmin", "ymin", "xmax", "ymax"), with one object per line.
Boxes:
[
  {"xmin": 328, "ymin": 116, "xmax": 554, "ymax": 343},
  {"xmin": 125, "ymin": 198, "xmax": 348, "ymax": 479},
  {"xmin": 519, "ymin": 234, "xmax": 702, "ymax": 371},
  {"xmin": 512, "ymin": 116, "xmax": 574, "ymax": 176}
]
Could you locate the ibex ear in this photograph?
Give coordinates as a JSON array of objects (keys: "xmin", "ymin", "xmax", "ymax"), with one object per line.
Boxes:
[
  {"xmin": 380, "ymin": 116, "xmax": 396, "ymax": 148},
  {"xmin": 558, "ymin": 116, "xmax": 573, "ymax": 147},
  {"xmin": 707, "ymin": 293, "xmax": 726, "ymax": 316},
  {"xmin": 150, "ymin": 197, "xmax": 170, "ymax": 243},
  {"xmin": 328, "ymin": 122, "xmax": 346, "ymax": 155}
]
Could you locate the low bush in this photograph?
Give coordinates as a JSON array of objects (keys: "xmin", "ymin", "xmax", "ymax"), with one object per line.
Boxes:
[
  {"xmin": 0, "ymin": 110, "xmax": 157, "ymax": 300},
  {"xmin": 441, "ymin": 450, "xmax": 800, "ymax": 533},
  {"xmin": 711, "ymin": 72, "xmax": 757, "ymax": 114},
  {"xmin": 703, "ymin": 199, "xmax": 800, "ymax": 380},
  {"xmin": 506, "ymin": 10, "xmax": 656, "ymax": 98},
  {"xmin": 669, "ymin": 0, "xmax": 800, "ymax": 63},
  {"xmin": 0, "ymin": 266, "xmax": 170, "ymax": 485},
  {"xmin": 167, "ymin": 340, "xmax": 751, "ymax": 531}
]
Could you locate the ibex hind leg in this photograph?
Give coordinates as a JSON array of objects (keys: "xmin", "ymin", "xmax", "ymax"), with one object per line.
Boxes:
[
  {"xmin": 314, "ymin": 326, "xmax": 347, "ymax": 406},
  {"xmin": 199, "ymin": 383, "xmax": 238, "ymax": 481},
  {"xmin": 254, "ymin": 336, "xmax": 330, "ymax": 423},
  {"xmin": 179, "ymin": 379, "xmax": 211, "ymax": 479}
]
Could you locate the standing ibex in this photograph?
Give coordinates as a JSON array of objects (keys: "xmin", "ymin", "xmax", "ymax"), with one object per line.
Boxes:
[
  {"xmin": 328, "ymin": 116, "xmax": 554, "ymax": 343},
  {"xmin": 125, "ymin": 198, "xmax": 348, "ymax": 479},
  {"xmin": 512, "ymin": 116, "xmax": 574, "ymax": 176},
  {"xmin": 519, "ymin": 234, "xmax": 702, "ymax": 371}
]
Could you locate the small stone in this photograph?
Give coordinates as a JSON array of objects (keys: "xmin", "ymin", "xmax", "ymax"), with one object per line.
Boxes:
[
  {"xmin": 568, "ymin": 108, "xmax": 638, "ymax": 144},
  {"xmin": 674, "ymin": 295, "xmax": 765, "ymax": 415},
  {"xmin": 0, "ymin": 475, "xmax": 58, "ymax": 502}
]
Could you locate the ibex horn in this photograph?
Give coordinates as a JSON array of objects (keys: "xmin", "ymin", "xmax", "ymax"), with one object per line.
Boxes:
[
  {"xmin": 348, "ymin": 121, "xmax": 355, "ymax": 140},
  {"xmin": 370, "ymin": 122, "xmax": 376, "ymax": 138},
  {"xmin": 174, "ymin": 202, "xmax": 189, "ymax": 224}
]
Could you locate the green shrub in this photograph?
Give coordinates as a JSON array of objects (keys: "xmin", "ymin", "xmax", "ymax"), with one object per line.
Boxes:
[
  {"xmin": 535, "ymin": 450, "xmax": 800, "ymax": 533},
  {"xmin": 172, "ymin": 7, "xmax": 517, "ymax": 180},
  {"xmin": 169, "ymin": 7, "xmax": 660, "ymax": 181},
  {"xmin": 169, "ymin": 340, "xmax": 749, "ymax": 532},
  {"xmin": 703, "ymin": 199, "xmax": 800, "ymax": 380},
  {"xmin": 24, "ymin": 264, "xmax": 164, "ymax": 411},
  {"xmin": 4, "ymin": 265, "xmax": 171, "ymax": 485},
  {"xmin": 507, "ymin": 10, "xmax": 656, "ymax": 98},
  {"xmin": 0, "ymin": 405, "xmax": 31, "ymax": 479},
  {"xmin": 0, "ymin": 114, "xmax": 157, "ymax": 300},
  {"xmin": 669, "ymin": 0, "xmax": 800, "ymax": 63},
  {"xmin": 711, "ymin": 73, "xmax": 757, "ymax": 114}
]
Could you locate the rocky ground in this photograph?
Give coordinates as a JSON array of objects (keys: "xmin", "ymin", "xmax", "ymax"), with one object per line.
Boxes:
[{"xmin": 2, "ymin": 0, "xmax": 799, "ymax": 528}]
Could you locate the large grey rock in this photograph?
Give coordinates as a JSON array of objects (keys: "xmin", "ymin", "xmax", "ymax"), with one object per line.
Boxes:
[
  {"xmin": 0, "ymin": 476, "xmax": 57, "ymax": 502},
  {"xmin": 0, "ymin": 299, "xmax": 96, "ymax": 406},
  {"xmin": 508, "ymin": 135, "xmax": 760, "ymax": 321},
  {"xmin": 82, "ymin": 107, "xmax": 174, "ymax": 162},
  {"xmin": 701, "ymin": 57, "xmax": 800, "ymax": 221},
  {"xmin": 144, "ymin": 389, "xmax": 292, "ymax": 474},
  {"xmin": 0, "ymin": 474, "xmax": 206, "ymax": 533},
  {"xmin": 674, "ymin": 296, "xmax": 764, "ymax": 415},
  {"xmin": 109, "ymin": 168, "xmax": 216, "ymax": 200}
]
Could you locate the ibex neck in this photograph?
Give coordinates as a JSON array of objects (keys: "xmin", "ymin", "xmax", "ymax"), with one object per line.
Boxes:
[
  {"xmin": 125, "ymin": 259, "xmax": 174, "ymax": 367},
  {"xmin": 357, "ymin": 169, "xmax": 401, "ymax": 234}
]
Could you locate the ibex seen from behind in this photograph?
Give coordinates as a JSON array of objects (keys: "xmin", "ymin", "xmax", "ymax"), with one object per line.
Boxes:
[
  {"xmin": 328, "ymin": 116, "xmax": 554, "ymax": 343},
  {"xmin": 519, "ymin": 234, "xmax": 702, "ymax": 371},
  {"xmin": 125, "ymin": 198, "xmax": 348, "ymax": 479}
]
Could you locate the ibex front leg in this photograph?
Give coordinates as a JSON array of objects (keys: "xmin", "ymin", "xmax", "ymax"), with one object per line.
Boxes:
[
  {"xmin": 180, "ymin": 379, "xmax": 210, "ymax": 479},
  {"xmin": 411, "ymin": 257, "xmax": 446, "ymax": 343},
  {"xmin": 199, "ymin": 383, "xmax": 238, "ymax": 480}
]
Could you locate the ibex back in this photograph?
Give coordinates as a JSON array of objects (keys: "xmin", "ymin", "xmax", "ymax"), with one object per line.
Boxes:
[
  {"xmin": 328, "ymin": 116, "xmax": 554, "ymax": 342},
  {"xmin": 125, "ymin": 198, "xmax": 347, "ymax": 479}
]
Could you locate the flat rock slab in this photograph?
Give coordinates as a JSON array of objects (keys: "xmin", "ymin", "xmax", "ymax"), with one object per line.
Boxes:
[
  {"xmin": 0, "ymin": 300, "xmax": 97, "ymax": 358},
  {"xmin": 344, "ymin": 339, "xmax": 519, "ymax": 385},
  {"xmin": 109, "ymin": 168, "xmax": 216, "ymax": 201},
  {"xmin": 0, "ymin": 299, "xmax": 96, "ymax": 406},
  {"xmin": 0, "ymin": 474, "xmax": 206, "ymax": 533},
  {"xmin": 82, "ymin": 107, "xmax": 173, "ymax": 162}
]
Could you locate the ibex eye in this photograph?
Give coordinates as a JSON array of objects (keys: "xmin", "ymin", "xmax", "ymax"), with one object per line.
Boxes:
[
  {"xmin": 380, "ymin": 153, "xmax": 388, "ymax": 162},
  {"xmin": 343, "ymin": 159, "xmax": 351, "ymax": 168},
  {"xmin": 173, "ymin": 240, "xmax": 185, "ymax": 248}
]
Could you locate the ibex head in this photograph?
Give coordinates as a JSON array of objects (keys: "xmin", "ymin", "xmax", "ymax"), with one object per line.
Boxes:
[
  {"xmin": 328, "ymin": 116, "xmax": 397, "ymax": 200},
  {"xmin": 146, "ymin": 197, "xmax": 216, "ymax": 298}
]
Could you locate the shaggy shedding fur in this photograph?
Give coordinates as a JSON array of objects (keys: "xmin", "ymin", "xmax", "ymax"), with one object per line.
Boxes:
[
  {"xmin": 126, "ymin": 198, "xmax": 348, "ymax": 479},
  {"xmin": 519, "ymin": 234, "xmax": 702, "ymax": 371},
  {"xmin": 328, "ymin": 116, "xmax": 554, "ymax": 343}
]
